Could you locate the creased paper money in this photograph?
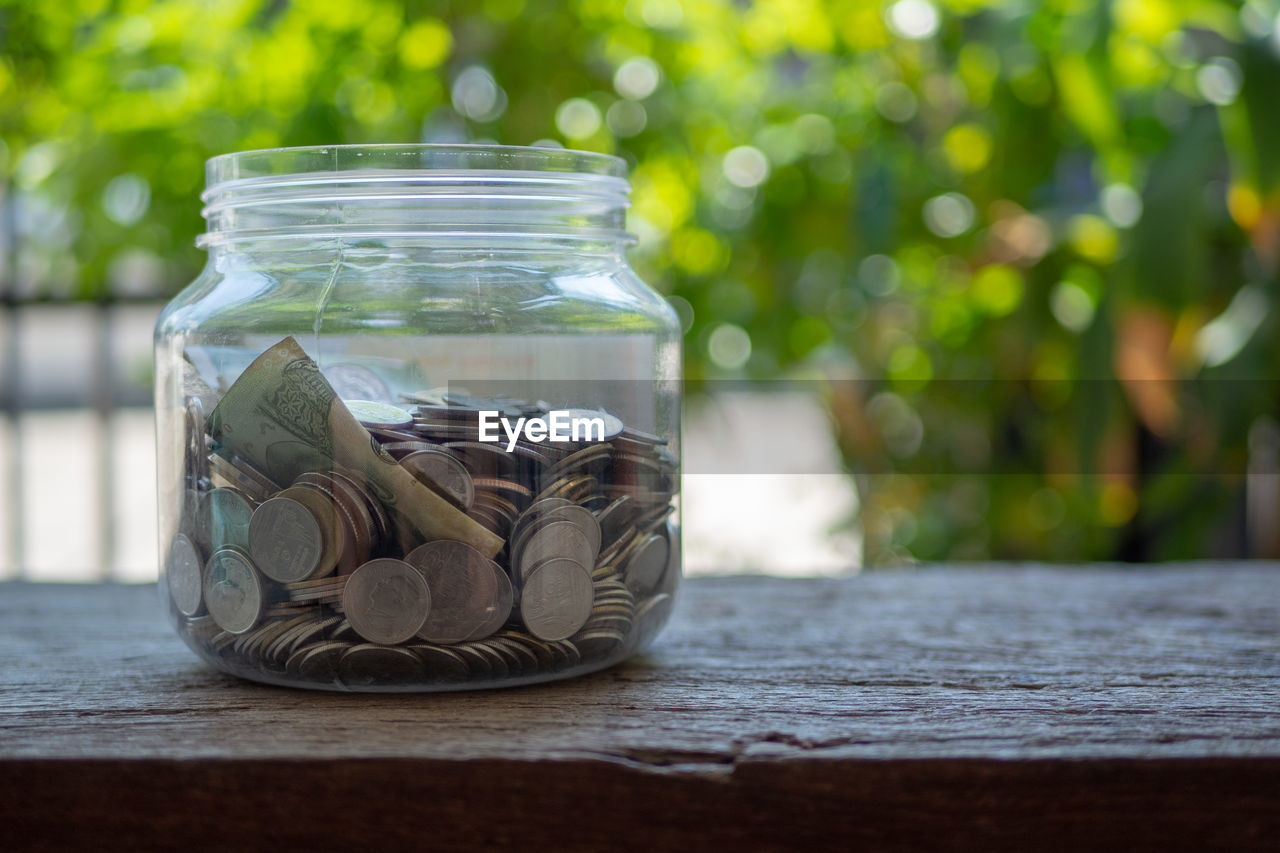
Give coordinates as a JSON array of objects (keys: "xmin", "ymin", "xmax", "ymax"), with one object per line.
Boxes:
[{"xmin": 206, "ymin": 336, "xmax": 504, "ymax": 558}]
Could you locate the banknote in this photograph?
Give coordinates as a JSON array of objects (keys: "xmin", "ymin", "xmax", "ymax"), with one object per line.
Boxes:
[{"xmin": 206, "ymin": 336, "xmax": 504, "ymax": 558}]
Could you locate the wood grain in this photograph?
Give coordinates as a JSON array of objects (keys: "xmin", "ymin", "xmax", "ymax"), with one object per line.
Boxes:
[{"xmin": 1, "ymin": 566, "xmax": 1278, "ymax": 850}]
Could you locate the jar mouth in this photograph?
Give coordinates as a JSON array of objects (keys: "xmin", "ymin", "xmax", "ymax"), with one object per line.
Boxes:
[{"xmin": 200, "ymin": 144, "xmax": 633, "ymax": 249}]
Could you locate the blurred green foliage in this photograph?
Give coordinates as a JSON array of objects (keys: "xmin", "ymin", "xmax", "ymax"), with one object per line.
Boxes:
[{"xmin": 5, "ymin": 0, "xmax": 1280, "ymax": 562}]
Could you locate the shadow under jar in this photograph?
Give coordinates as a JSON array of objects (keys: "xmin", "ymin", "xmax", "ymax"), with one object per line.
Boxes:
[{"xmin": 154, "ymin": 144, "xmax": 681, "ymax": 692}]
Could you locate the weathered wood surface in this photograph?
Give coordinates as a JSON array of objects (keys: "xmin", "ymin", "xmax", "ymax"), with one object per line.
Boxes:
[{"xmin": 1, "ymin": 566, "xmax": 1278, "ymax": 851}]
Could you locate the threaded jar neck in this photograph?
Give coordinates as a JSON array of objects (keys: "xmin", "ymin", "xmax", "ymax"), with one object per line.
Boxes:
[{"xmin": 198, "ymin": 144, "xmax": 634, "ymax": 249}]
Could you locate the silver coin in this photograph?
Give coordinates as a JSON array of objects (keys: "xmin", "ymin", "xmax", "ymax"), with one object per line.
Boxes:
[
  {"xmin": 405, "ymin": 540, "xmax": 499, "ymax": 644},
  {"xmin": 465, "ymin": 561, "xmax": 515, "ymax": 641},
  {"xmin": 557, "ymin": 408, "xmax": 624, "ymax": 441},
  {"xmin": 409, "ymin": 643, "xmax": 471, "ymax": 679},
  {"xmin": 517, "ymin": 520, "xmax": 595, "ymax": 581},
  {"xmin": 248, "ymin": 493, "xmax": 325, "ymax": 583},
  {"xmin": 324, "ymin": 364, "xmax": 392, "ymax": 403},
  {"xmin": 508, "ymin": 497, "xmax": 574, "ymax": 559},
  {"xmin": 624, "ymin": 533, "xmax": 670, "ymax": 595},
  {"xmin": 519, "ymin": 557, "xmax": 594, "ymax": 642},
  {"xmin": 571, "ymin": 629, "xmax": 628, "ymax": 661},
  {"xmin": 451, "ymin": 643, "xmax": 493, "ymax": 676},
  {"xmin": 166, "ymin": 533, "xmax": 204, "ymax": 617},
  {"xmin": 541, "ymin": 504, "xmax": 601, "ymax": 559},
  {"xmin": 488, "ymin": 635, "xmax": 539, "ymax": 672},
  {"xmin": 657, "ymin": 520, "xmax": 681, "ymax": 597},
  {"xmin": 630, "ymin": 593, "xmax": 674, "ymax": 652},
  {"xmin": 339, "ymin": 643, "xmax": 428, "ymax": 681},
  {"xmin": 378, "ymin": 440, "xmax": 445, "ymax": 459},
  {"xmin": 594, "ymin": 494, "xmax": 637, "ymax": 550},
  {"xmin": 331, "ymin": 469, "xmax": 391, "ymax": 551},
  {"xmin": 207, "ymin": 454, "xmax": 271, "ymax": 503},
  {"xmin": 181, "ymin": 488, "xmax": 211, "ymax": 546},
  {"xmin": 184, "ymin": 397, "xmax": 207, "ymax": 483},
  {"xmin": 511, "ymin": 497, "xmax": 574, "ymax": 544},
  {"xmin": 203, "ymin": 547, "xmax": 264, "ymax": 635},
  {"xmin": 208, "ymin": 487, "xmax": 253, "ymax": 550},
  {"xmin": 344, "ymin": 399, "xmax": 414, "ymax": 428},
  {"xmin": 400, "ymin": 449, "xmax": 475, "ymax": 511},
  {"xmin": 289, "ymin": 641, "xmax": 350, "ymax": 679},
  {"xmin": 343, "ymin": 558, "xmax": 432, "ymax": 645}
]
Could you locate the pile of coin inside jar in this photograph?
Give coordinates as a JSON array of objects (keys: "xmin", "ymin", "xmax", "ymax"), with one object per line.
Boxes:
[{"xmin": 166, "ymin": 390, "xmax": 678, "ymax": 689}]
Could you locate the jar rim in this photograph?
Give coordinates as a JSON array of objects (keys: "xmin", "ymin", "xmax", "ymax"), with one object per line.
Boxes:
[
  {"xmin": 199, "ymin": 144, "xmax": 634, "ymax": 249},
  {"xmin": 206, "ymin": 143, "xmax": 629, "ymax": 189}
]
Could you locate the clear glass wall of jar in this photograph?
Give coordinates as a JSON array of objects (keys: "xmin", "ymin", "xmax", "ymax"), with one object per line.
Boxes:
[{"xmin": 154, "ymin": 145, "xmax": 681, "ymax": 691}]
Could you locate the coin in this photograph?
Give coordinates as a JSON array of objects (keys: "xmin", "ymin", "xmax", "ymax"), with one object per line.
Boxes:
[
  {"xmin": 248, "ymin": 492, "xmax": 324, "ymax": 583},
  {"xmin": 630, "ymin": 592, "xmax": 674, "ymax": 652},
  {"xmin": 447, "ymin": 643, "xmax": 488, "ymax": 676},
  {"xmin": 557, "ymin": 408, "xmax": 624, "ymax": 441},
  {"xmin": 510, "ymin": 497, "xmax": 573, "ymax": 544},
  {"xmin": 541, "ymin": 504, "xmax": 601, "ymax": 558},
  {"xmin": 570, "ymin": 629, "xmax": 628, "ymax": 660},
  {"xmin": 400, "ymin": 449, "xmax": 475, "ymax": 511},
  {"xmin": 473, "ymin": 477, "xmax": 533, "ymax": 500},
  {"xmin": 620, "ymin": 425, "xmax": 667, "ymax": 445},
  {"xmin": 166, "ymin": 533, "xmax": 204, "ymax": 617},
  {"xmin": 488, "ymin": 635, "xmax": 539, "ymax": 672},
  {"xmin": 208, "ymin": 487, "xmax": 254, "ymax": 550},
  {"xmin": 249, "ymin": 485, "xmax": 344, "ymax": 582},
  {"xmin": 181, "ymin": 488, "xmax": 210, "ymax": 546},
  {"xmin": 324, "ymin": 364, "xmax": 392, "ymax": 402},
  {"xmin": 339, "ymin": 644, "xmax": 427, "ymax": 682},
  {"xmin": 465, "ymin": 561, "xmax": 515, "ymax": 641},
  {"xmin": 623, "ymin": 533, "xmax": 669, "ymax": 595},
  {"xmin": 516, "ymin": 520, "xmax": 595, "ymax": 580},
  {"xmin": 179, "ymin": 369, "xmax": 681, "ymax": 686},
  {"xmin": 594, "ymin": 494, "xmax": 637, "ymax": 550},
  {"xmin": 344, "ymin": 399, "xmax": 415, "ymax": 428},
  {"xmin": 343, "ymin": 558, "xmax": 432, "ymax": 645},
  {"xmin": 208, "ymin": 455, "xmax": 271, "ymax": 502},
  {"xmin": 519, "ymin": 557, "xmax": 594, "ymax": 641},
  {"xmin": 378, "ymin": 441, "xmax": 444, "ymax": 459},
  {"xmin": 203, "ymin": 547, "xmax": 265, "ymax": 635},
  {"xmin": 331, "ymin": 469, "xmax": 391, "ymax": 551},
  {"xmin": 289, "ymin": 641, "xmax": 350, "ymax": 679},
  {"xmin": 297, "ymin": 472, "xmax": 374, "ymax": 568},
  {"xmin": 543, "ymin": 444, "xmax": 610, "ymax": 481},
  {"xmin": 409, "ymin": 643, "xmax": 471, "ymax": 679},
  {"xmin": 293, "ymin": 478, "xmax": 365, "ymax": 574},
  {"xmin": 457, "ymin": 640, "xmax": 510, "ymax": 679},
  {"xmin": 405, "ymin": 540, "xmax": 500, "ymax": 644}
]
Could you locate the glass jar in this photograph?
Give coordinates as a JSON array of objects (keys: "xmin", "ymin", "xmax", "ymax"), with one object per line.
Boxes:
[{"xmin": 154, "ymin": 144, "xmax": 681, "ymax": 691}]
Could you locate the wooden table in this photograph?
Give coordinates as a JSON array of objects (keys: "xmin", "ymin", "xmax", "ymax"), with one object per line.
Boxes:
[{"xmin": 1, "ymin": 565, "xmax": 1278, "ymax": 851}]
